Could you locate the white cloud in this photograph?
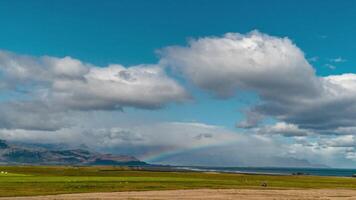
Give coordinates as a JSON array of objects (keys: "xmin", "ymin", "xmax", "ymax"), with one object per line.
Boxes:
[
  {"xmin": 160, "ymin": 31, "xmax": 356, "ymax": 135},
  {"xmin": 254, "ymin": 122, "xmax": 311, "ymax": 137},
  {"xmin": 308, "ymin": 56, "xmax": 319, "ymax": 62},
  {"xmin": 0, "ymin": 50, "xmax": 189, "ymax": 130},
  {"xmin": 345, "ymin": 151, "xmax": 356, "ymax": 161},
  {"xmin": 329, "ymin": 57, "xmax": 347, "ymax": 63},
  {"xmin": 161, "ymin": 30, "xmax": 320, "ymax": 98},
  {"xmin": 325, "ymin": 63, "xmax": 336, "ymax": 70},
  {"xmin": 0, "ymin": 50, "xmax": 188, "ymax": 111},
  {"xmin": 286, "ymin": 134, "xmax": 356, "ymax": 165},
  {"xmin": 50, "ymin": 64, "xmax": 189, "ymax": 110},
  {"xmin": 319, "ymin": 135, "xmax": 355, "ymax": 148}
]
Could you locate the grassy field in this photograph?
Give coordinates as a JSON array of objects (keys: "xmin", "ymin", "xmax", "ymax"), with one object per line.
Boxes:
[{"xmin": 1, "ymin": 166, "xmax": 356, "ymax": 197}]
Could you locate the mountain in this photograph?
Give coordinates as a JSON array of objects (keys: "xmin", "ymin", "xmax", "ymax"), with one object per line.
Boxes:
[{"xmin": 0, "ymin": 139, "xmax": 147, "ymax": 166}]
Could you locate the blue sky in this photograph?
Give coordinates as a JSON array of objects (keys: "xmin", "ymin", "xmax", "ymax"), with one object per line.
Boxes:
[
  {"xmin": 1, "ymin": 1, "xmax": 356, "ymax": 167},
  {"xmin": 1, "ymin": 0, "xmax": 355, "ymax": 71},
  {"xmin": 1, "ymin": 0, "xmax": 355, "ymax": 128}
]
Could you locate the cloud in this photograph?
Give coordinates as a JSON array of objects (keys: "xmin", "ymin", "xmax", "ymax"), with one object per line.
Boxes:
[
  {"xmin": 291, "ymin": 135, "xmax": 356, "ymax": 163},
  {"xmin": 329, "ymin": 57, "xmax": 347, "ymax": 63},
  {"xmin": 318, "ymin": 135, "xmax": 356, "ymax": 148},
  {"xmin": 152, "ymin": 144, "xmax": 321, "ymax": 167},
  {"xmin": 0, "ymin": 52, "xmax": 88, "ymax": 89},
  {"xmin": 0, "ymin": 121, "xmax": 241, "ymax": 160},
  {"xmin": 325, "ymin": 63, "xmax": 336, "ymax": 70},
  {"xmin": 0, "ymin": 101, "xmax": 70, "ymax": 131},
  {"xmin": 283, "ymin": 74, "xmax": 356, "ymax": 131},
  {"xmin": 84, "ymin": 122, "xmax": 241, "ymax": 155},
  {"xmin": 160, "ymin": 30, "xmax": 320, "ymax": 99},
  {"xmin": 253, "ymin": 122, "xmax": 311, "ymax": 137},
  {"xmin": 1, "ymin": 31, "xmax": 356, "ymax": 167},
  {"xmin": 0, "ymin": 50, "xmax": 189, "ymax": 130},
  {"xmin": 50, "ymin": 64, "xmax": 189, "ymax": 110},
  {"xmin": 0, "ymin": 121, "xmax": 323, "ymax": 167},
  {"xmin": 160, "ymin": 31, "xmax": 356, "ymax": 135},
  {"xmin": 308, "ymin": 56, "xmax": 319, "ymax": 62},
  {"xmin": 236, "ymin": 110, "xmax": 264, "ymax": 129},
  {"xmin": 0, "ymin": 50, "xmax": 188, "ymax": 110}
]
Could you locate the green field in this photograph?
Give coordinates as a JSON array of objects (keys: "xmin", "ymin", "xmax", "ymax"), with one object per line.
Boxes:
[{"xmin": 1, "ymin": 166, "xmax": 356, "ymax": 197}]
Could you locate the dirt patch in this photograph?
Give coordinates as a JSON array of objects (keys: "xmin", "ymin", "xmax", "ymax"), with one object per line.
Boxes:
[{"xmin": 2, "ymin": 189, "xmax": 356, "ymax": 200}]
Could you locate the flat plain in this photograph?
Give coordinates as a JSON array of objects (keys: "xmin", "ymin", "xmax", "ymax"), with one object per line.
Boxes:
[{"xmin": 2, "ymin": 166, "xmax": 356, "ymax": 199}]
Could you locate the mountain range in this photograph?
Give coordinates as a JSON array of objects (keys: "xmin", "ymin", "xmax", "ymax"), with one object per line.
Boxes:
[{"xmin": 0, "ymin": 139, "xmax": 147, "ymax": 166}]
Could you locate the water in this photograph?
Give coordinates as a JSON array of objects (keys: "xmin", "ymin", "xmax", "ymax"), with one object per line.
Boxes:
[{"xmin": 177, "ymin": 166, "xmax": 356, "ymax": 177}]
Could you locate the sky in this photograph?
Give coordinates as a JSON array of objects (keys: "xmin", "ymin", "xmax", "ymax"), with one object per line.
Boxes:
[{"xmin": 1, "ymin": 0, "xmax": 356, "ymax": 168}]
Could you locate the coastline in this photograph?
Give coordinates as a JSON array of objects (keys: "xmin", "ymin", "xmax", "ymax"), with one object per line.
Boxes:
[{"xmin": 170, "ymin": 166, "xmax": 356, "ymax": 177}]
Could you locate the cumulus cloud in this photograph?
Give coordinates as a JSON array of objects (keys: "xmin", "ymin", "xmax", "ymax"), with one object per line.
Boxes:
[
  {"xmin": 161, "ymin": 30, "xmax": 320, "ymax": 99},
  {"xmin": 0, "ymin": 51, "xmax": 89, "ymax": 89},
  {"xmin": 0, "ymin": 50, "xmax": 188, "ymax": 110},
  {"xmin": 160, "ymin": 31, "xmax": 356, "ymax": 135},
  {"xmin": 0, "ymin": 50, "xmax": 188, "ymax": 130},
  {"xmin": 253, "ymin": 122, "xmax": 311, "ymax": 137},
  {"xmin": 50, "ymin": 64, "xmax": 189, "ymax": 110},
  {"xmin": 282, "ymin": 74, "xmax": 356, "ymax": 131}
]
